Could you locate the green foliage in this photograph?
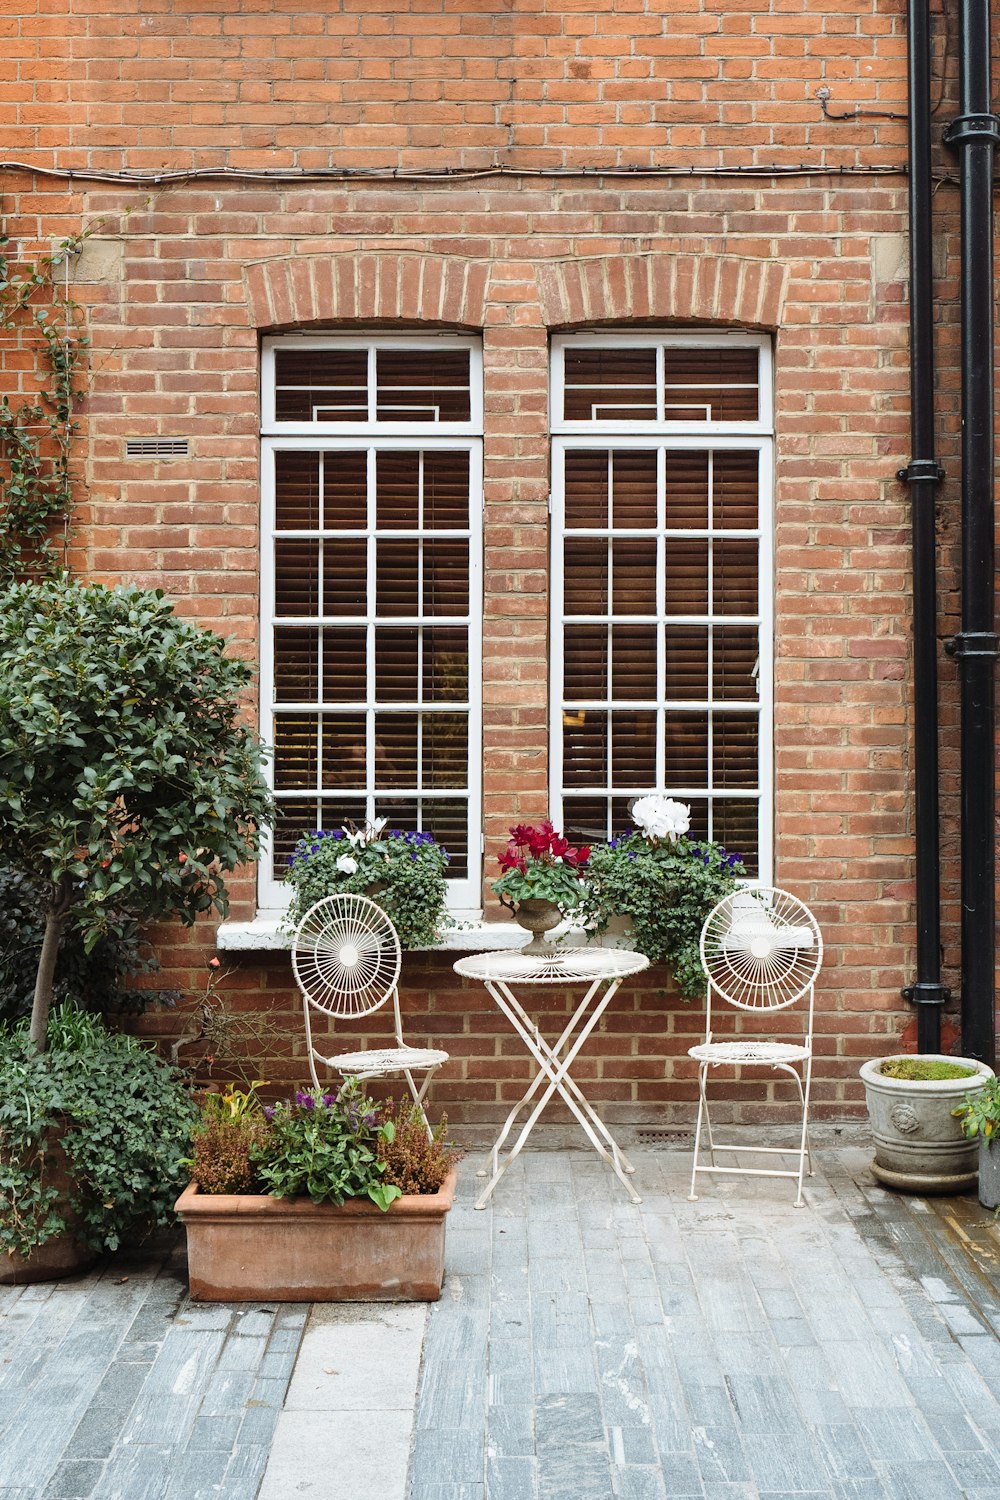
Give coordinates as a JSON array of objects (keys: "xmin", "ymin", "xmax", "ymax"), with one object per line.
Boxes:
[
  {"xmin": 880, "ymin": 1057, "xmax": 978, "ymax": 1082},
  {"xmin": 284, "ymin": 822, "xmax": 449, "ymax": 948},
  {"xmin": 578, "ymin": 832, "xmax": 744, "ymax": 997},
  {"xmin": 250, "ymin": 1083, "xmax": 402, "ymax": 1211},
  {"xmin": 492, "ymin": 821, "xmax": 590, "ymax": 916},
  {"xmin": 0, "ymin": 577, "xmax": 273, "ymax": 1041},
  {"xmin": 376, "ymin": 1099, "xmax": 460, "ymax": 1196},
  {"xmin": 953, "ymin": 1075, "xmax": 1000, "ymax": 1140},
  {"xmin": 0, "ymin": 864, "xmax": 174, "ymax": 1024},
  {"xmin": 0, "ymin": 1004, "xmax": 197, "ymax": 1258},
  {"xmin": 0, "ymin": 232, "xmax": 90, "ymax": 582}
]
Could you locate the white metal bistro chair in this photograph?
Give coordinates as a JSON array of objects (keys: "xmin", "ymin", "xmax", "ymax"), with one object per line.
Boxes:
[
  {"xmin": 688, "ymin": 886, "xmax": 823, "ymax": 1208},
  {"xmin": 291, "ymin": 893, "xmax": 449, "ymax": 1136}
]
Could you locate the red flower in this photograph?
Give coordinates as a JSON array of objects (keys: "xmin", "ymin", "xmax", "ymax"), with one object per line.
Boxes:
[
  {"xmin": 565, "ymin": 845, "xmax": 590, "ymax": 867},
  {"xmin": 508, "ymin": 824, "xmax": 534, "ymax": 849},
  {"xmin": 498, "ymin": 847, "xmax": 528, "ymax": 874},
  {"xmin": 550, "ymin": 834, "xmax": 569, "ymax": 859}
]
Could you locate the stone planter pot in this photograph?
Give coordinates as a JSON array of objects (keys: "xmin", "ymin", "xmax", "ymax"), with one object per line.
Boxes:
[
  {"xmin": 860, "ymin": 1054, "xmax": 995, "ymax": 1194},
  {"xmin": 512, "ymin": 898, "xmax": 564, "ymax": 953},
  {"xmin": 175, "ymin": 1169, "xmax": 457, "ymax": 1302},
  {"xmin": 0, "ymin": 1122, "xmax": 97, "ymax": 1287},
  {"xmin": 978, "ymin": 1138, "xmax": 1000, "ymax": 1211}
]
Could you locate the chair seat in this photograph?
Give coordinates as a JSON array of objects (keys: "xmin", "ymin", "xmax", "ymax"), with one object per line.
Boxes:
[
  {"xmin": 688, "ymin": 1040, "xmax": 810, "ymax": 1066},
  {"xmin": 323, "ymin": 1046, "xmax": 450, "ymax": 1076}
]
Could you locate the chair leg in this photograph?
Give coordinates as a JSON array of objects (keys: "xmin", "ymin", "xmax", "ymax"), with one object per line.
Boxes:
[
  {"xmin": 688, "ymin": 1064, "xmax": 709, "ymax": 1201},
  {"xmin": 793, "ymin": 1061, "xmax": 813, "ymax": 1208},
  {"xmin": 402, "ymin": 1068, "xmax": 438, "ymax": 1141}
]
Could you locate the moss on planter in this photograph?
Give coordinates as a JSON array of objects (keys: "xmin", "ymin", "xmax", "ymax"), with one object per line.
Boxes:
[{"xmin": 878, "ymin": 1058, "xmax": 978, "ymax": 1082}]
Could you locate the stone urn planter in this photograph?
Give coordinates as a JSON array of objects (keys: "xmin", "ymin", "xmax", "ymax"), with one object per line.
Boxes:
[
  {"xmin": 860, "ymin": 1054, "xmax": 995, "ymax": 1194},
  {"xmin": 511, "ymin": 898, "xmax": 564, "ymax": 953},
  {"xmin": 175, "ymin": 1168, "xmax": 457, "ymax": 1302}
]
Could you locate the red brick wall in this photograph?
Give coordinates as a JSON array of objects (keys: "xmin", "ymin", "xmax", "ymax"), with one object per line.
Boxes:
[{"xmin": 1, "ymin": 0, "xmax": 979, "ymax": 1124}]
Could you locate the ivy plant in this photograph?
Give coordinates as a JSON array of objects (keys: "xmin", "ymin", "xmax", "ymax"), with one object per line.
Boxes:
[
  {"xmin": 0, "ymin": 1005, "xmax": 197, "ymax": 1259},
  {"xmin": 0, "ymin": 576, "xmax": 273, "ymax": 1050}
]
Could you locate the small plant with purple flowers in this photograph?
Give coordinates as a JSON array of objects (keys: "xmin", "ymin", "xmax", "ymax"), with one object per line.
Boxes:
[
  {"xmin": 250, "ymin": 1081, "xmax": 401, "ymax": 1211},
  {"xmin": 578, "ymin": 796, "xmax": 745, "ymax": 996},
  {"xmin": 283, "ymin": 819, "xmax": 449, "ymax": 948}
]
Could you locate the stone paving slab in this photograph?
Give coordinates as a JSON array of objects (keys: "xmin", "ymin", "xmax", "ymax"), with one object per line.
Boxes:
[
  {"xmin": 0, "ymin": 1233, "xmax": 305, "ymax": 1500},
  {"xmin": 410, "ymin": 1147, "xmax": 1000, "ymax": 1500}
]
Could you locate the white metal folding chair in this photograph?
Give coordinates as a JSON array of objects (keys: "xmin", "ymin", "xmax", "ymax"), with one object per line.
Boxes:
[
  {"xmin": 688, "ymin": 887, "xmax": 823, "ymax": 1208},
  {"xmin": 291, "ymin": 893, "xmax": 449, "ymax": 1136}
]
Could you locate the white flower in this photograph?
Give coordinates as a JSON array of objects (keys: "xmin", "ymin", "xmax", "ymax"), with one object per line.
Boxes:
[
  {"xmin": 336, "ymin": 854, "xmax": 359, "ymax": 875},
  {"xmin": 369, "ymin": 816, "xmax": 388, "ymax": 838},
  {"xmin": 343, "ymin": 826, "xmax": 364, "ymax": 847},
  {"xmin": 631, "ymin": 794, "xmax": 690, "ymax": 843}
]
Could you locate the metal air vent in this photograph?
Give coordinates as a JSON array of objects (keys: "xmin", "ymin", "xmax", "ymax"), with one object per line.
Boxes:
[
  {"xmin": 125, "ymin": 438, "xmax": 190, "ymax": 458},
  {"xmin": 635, "ymin": 1128, "xmax": 692, "ymax": 1148}
]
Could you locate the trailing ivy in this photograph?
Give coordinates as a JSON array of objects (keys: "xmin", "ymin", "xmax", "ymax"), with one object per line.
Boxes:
[{"xmin": 0, "ymin": 230, "xmax": 89, "ymax": 581}]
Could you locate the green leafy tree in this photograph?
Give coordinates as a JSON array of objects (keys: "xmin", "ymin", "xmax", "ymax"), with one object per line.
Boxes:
[{"xmin": 0, "ymin": 577, "xmax": 273, "ymax": 1050}]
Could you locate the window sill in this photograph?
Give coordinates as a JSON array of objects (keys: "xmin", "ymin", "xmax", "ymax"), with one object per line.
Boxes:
[{"xmin": 215, "ymin": 913, "xmax": 584, "ymax": 954}]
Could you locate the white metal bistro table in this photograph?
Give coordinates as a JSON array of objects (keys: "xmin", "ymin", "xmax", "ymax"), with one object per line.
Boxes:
[{"xmin": 453, "ymin": 946, "xmax": 650, "ymax": 1209}]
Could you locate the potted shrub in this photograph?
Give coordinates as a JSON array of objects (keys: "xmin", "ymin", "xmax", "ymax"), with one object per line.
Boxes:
[
  {"xmin": 0, "ymin": 577, "xmax": 272, "ymax": 1278},
  {"xmin": 577, "ymin": 795, "xmax": 744, "ymax": 996},
  {"xmin": 953, "ymin": 1074, "xmax": 1000, "ymax": 1210},
  {"xmin": 0, "ymin": 1005, "xmax": 197, "ymax": 1284},
  {"xmin": 175, "ymin": 1082, "xmax": 460, "ymax": 1301},
  {"xmin": 859, "ymin": 1054, "xmax": 995, "ymax": 1194},
  {"xmin": 492, "ymin": 821, "xmax": 590, "ymax": 950},
  {"xmin": 284, "ymin": 820, "xmax": 449, "ymax": 948}
]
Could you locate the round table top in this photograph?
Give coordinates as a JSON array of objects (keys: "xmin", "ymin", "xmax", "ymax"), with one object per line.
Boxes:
[{"xmin": 453, "ymin": 945, "xmax": 650, "ymax": 984}]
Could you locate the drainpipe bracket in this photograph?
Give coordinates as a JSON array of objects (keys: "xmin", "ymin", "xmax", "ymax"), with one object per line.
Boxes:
[
  {"xmin": 901, "ymin": 981, "xmax": 951, "ymax": 1006},
  {"xmin": 896, "ymin": 459, "xmax": 945, "ymax": 484},
  {"xmin": 944, "ymin": 631, "xmax": 1000, "ymax": 659},
  {"xmin": 943, "ymin": 113, "xmax": 1000, "ymax": 148}
]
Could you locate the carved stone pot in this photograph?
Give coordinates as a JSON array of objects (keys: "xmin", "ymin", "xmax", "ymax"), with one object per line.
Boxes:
[
  {"xmin": 860, "ymin": 1054, "xmax": 995, "ymax": 1194},
  {"xmin": 512, "ymin": 899, "xmax": 563, "ymax": 953}
]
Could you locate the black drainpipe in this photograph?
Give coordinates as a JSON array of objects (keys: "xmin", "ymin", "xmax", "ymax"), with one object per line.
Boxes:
[
  {"xmin": 900, "ymin": 0, "xmax": 948, "ymax": 1050},
  {"xmin": 943, "ymin": 0, "xmax": 999, "ymax": 1065}
]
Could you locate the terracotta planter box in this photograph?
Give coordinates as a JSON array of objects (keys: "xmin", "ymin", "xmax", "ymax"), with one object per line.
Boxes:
[{"xmin": 175, "ymin": 1169, "xmax": 457, "ymax": 1302}]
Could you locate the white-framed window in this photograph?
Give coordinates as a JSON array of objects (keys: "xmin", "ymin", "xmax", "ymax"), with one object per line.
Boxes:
[
  {"xmin": 259, "ymin": 334, "xmax": 484, "ymax": 911},
  {"xmin": 550, "ymin": 331, "xmax": 774, "ymax": 879}
]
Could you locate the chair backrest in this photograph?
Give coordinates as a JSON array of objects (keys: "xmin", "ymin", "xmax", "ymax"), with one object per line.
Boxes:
[
  {"xmin": 699, "ymin": 886, "xmax": 823, "ymax": 1017},
  {"xmin": 291, "ymin": 893, "xmax": 402, "ymax": 1019}
]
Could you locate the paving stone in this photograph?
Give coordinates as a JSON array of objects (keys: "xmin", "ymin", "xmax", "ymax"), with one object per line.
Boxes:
[
  {"xmin": 39, "ymin": 1461, "xmax": 103, "ymax": 1500},
  {"xmin": 485, "ymin": 1454, "xmax": 537, "ymax": 1500},
  {"xmin": 63, "ymin": 1406, "xmax": 127, "ymax": 1462}
]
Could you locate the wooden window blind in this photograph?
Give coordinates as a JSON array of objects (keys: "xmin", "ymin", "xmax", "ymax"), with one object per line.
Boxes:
[{"xmin": 553, "ymin": 334, "xmax": 771, "ymax": 877}]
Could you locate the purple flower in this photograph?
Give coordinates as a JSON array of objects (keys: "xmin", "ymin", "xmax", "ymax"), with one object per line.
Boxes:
[
  {"xmin": 332, "ymin": 830, "xmax": 343, "ymax": 840},
  {"xmin": 263, "ymin": 1105, "xmax": 276, "ymax": 1121},
  {"xmin": 627, "ymin": 851, "xmax": 637, "ymax": 862},
  {"xmin": 294, "ymin": 1090, "xmax": 316, "ymax": 1111},
  {"xmin": 322, "ymin": 1092, "xmax": 339, "ymax": 1108}
]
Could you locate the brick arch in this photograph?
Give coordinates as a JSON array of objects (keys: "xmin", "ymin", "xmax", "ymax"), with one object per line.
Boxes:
[
  {"xmin": 535, "ymin": 253, "xmax": 788, "ymax": 330},
  {"xmin": 244, "ymin": 252, "xmax": 491, "ymax": 331}
]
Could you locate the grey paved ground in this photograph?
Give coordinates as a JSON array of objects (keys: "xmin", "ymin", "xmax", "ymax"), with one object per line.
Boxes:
[
  {"xmin": 410, "ymin": 1145, "xmax": 1000, "ymax": 1500},
  {"xmin": 0, "ymin": 1234, "xmax": 306, "ymax": 1500}
]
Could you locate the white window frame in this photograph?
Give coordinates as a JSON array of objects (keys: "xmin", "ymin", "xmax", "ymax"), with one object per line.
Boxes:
[
  {"xmin": 549, "ymin": 331, "xmax": 774, "ymax": 882},
  {"xmin": 259, "ymin": 334, "xmax": 484, "ymax": 913}
]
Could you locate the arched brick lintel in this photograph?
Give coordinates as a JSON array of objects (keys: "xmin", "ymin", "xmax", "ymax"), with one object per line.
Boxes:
[
  {"xmin": 244, "ymin": 253, "xmax": 491, "ymax": 331},
  {"xmin": 535, "ymin": 254, "xmax": 788, "ymax": 331}
]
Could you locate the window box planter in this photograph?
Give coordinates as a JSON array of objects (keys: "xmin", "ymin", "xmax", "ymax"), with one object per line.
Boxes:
[
  {"xmin": 174, "ymin": 1169, "xmax": 457, "ymax": 1302},
  {"xmin": 860, "ymin": 1054, "xmax": 995, "ymax": 1194}
]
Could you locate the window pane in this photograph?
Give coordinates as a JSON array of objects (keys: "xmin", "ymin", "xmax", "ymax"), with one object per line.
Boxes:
[
  {"xmin": 564, "ymin": 624, "xmax": 608, "ymax": 701},
  {"xmin": 714, "ymin": 450, "xmax": 758, "ymax": 529},
  {"xmin": 424, "ymin": 539, "xmax": 469, "ymax": 615},
  {"xmin": 564, "ymin": 450, "xmax": 608, "ymax": 528},
  {"xmin": 423, "ymin": 714, "xmax": 468, "ymax": 787},
  {"xmin": 376, "ymin": 348, "xmax": 471, "ymax": 423},
  {"xmin": 713, "ymin": 713, "xmax": 758, "ymax": 788},
  {"xmin": 563, "ymin": 711, "xmax": 607, "ymax": 787},
  {"xmin": 375, "ymin": 629, "xmax": 418, "ymax": 700},
  {"xmin": 713, "ymin": 540, "xmax": 758, "ymax": 615},
  {"xmin": 376, "ymin": 450, "xmax": 419, "ymax": 528},
  {"xmin": 424, "ymin": 449, "xmax": 469, "ymax": 528},
  {"xmin": 664, "ymin": 451, "xmax": 709, "ymax": 529},
  {"xmin": 422, "ymin": 798, "xmax": 469, "ymax": 879},
  {"xmin": 376, "ymin": 541, "xmax": 419, "ymax": 617},
  {"xmin": 275, "ymin": 450, "xmax": 320, "ymax": 529},
  {"xmin": 321, "ymin": 715, "xmax": 366, "ymax": 789},
  {"xmin": 664, "ymin": 347, "xmax": 759, "ymax": 422},
  {"xmin": 664, "ymin": 626, "xmax": 708, "ymax": 701},
  {"xmin": 563, "ymin": 794, "xmax": 612, "ymax": 845},
  {"xmin": 664, "ymin": 541, "xmax": 708, "ymax": 615},
  {"xmin": 273, "ymin": 797, "xmax": 323, "ymax": 878},
  {"xmin": 610, "ymin": 710, "xmax": 656, "ymax": 786},
  {"xmin": 611, "ymin": 450, "xmax": 657, "ymax": 529},
  {"xmin": 611, "ymin": 625, "xmax": 657, "ymax": 700},
  {"xmin": 274, "ymin": 539, "xmax": 319, "ymax": 617},
  {"xmin": 274, "ymin": 349, "xmax": 368, "ymax": 423},
  {"xmin": 323, "ymin": 540, "xmax": 368, "ymax": 616},
  {"xmin": 322, "ymin": 629, "xmax": 367, "ymax": 702},
  {"xmin": 564, "ymin": 348, "xmax": 656, "ymax": 421},
  {"xmin": 611, "ymin": 540, "xmax": 656, "ymax": 614},
  {"xmin": 663, "ymin": 713, "xmax": 709, "ymax": 786},
  {"xmin": 713, "ymin": 625, "xmax": 758, "ymax": 699},
  {"xmin": 375, "ymin": 714, "xmax": 419, "ymax": 787},
  {"xmin": 273, "ymin": 715, "xmax": 318, "ymax": 790},
  {"xmin": 323, "ymin": 450, "xmax": 367, "ymax": 529},
  {"xmin": 564, "ymin": 540, "xmax": 608, "ymax": 613},
  {"xmin": 713, "ymin": 799, "xmax": 758, "ymax": 874},
  {"xmin": 274, "ymin": 628, "xmax": 318, "ymax": 702},
  {"xmin": 423, "ymin": 628, "xmax": 468, "ymax": 701}
]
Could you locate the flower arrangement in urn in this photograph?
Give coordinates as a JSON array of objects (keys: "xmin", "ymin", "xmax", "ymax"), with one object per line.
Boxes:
[
  {"xmin": 284, "ymin": 819, "xmax": 449, "ymax": 948},
  {"xmin": 579, "ymin": 794, "xmax": 745, "ymax": 995},
  {"xmin": 492, "ymin": 821, "xmax": 590, "ymax": 951}
]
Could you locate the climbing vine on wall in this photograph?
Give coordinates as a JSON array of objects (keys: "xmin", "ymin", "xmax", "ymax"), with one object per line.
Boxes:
[{"xmin": 0, "ymin": 231, "xmax": 89, "ymax": 582}]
